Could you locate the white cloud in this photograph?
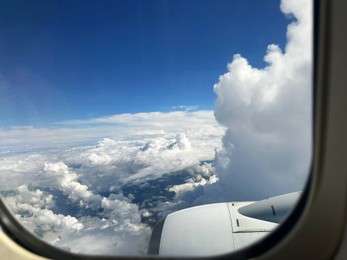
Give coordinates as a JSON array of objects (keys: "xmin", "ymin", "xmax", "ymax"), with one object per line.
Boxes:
[
  {"xmin": 57, "ymin": 110, "xmax": 215, "ymax": 127},
  {"xmin": 168, "ymin": 163, "xmax": 218, "ymax": 198},
  {"xmin": 5, "ymin": 185, "xmax": 84, "ymax": 237},
  {"xmin": 125, "ymin": 133, "xmax": 215, "ymax": 182},
  {"xmin": 0, "ymin": 110, "xmax": 224, "ymax": 149},
  {"xmin": 210, "ymin": 0, "xmax": 312, "ymax": 200},
  {"xmin": 171, "ymin": 105, "xmax": 199, "ymax": 111},
  {"xmin": 4, "ymin": 178, "xmax": 151, "ymax": 255},
  {"xmin": 43, "ymin": 162, "xmax": 99, "ymax": 207}
]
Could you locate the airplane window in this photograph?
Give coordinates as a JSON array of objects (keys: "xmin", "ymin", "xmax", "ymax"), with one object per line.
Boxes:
[{"xmin": 0, "ymin": 0, "xmax": 312, "ymax": 257}]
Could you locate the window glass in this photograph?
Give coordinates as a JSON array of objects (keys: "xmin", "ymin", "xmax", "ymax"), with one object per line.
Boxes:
[{"xmin": 0, "ymin": 0, "xmax": 312, "ymax": 256}]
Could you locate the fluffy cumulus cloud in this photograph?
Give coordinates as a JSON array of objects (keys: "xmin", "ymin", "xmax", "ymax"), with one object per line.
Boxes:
[
  {"xmin": 168, "ymin": 163, "xmax": 218, "ymax": 199},
  {"xmin": 210, "ymin": 0, "xmax": 312, "ymax": 200},
  {"xmin": 5, "ymin": 184, "xmax": 151, "ymax": 255}
]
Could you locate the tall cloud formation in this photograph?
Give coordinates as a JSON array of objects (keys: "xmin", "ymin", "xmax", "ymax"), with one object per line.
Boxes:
[{"xmin": 212, "ymin": 0, "xmax": 312, "ymax": 200}]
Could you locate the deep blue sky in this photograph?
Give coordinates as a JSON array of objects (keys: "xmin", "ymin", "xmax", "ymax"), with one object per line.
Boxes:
[{"xmin": 0, "ymin": 0, "xmax": 289, "ymax": 127}]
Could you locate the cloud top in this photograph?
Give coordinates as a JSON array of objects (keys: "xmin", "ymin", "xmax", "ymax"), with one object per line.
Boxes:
[{"xmin": 211, "ymin": 0, "xmax": 312, "ymax": 200}]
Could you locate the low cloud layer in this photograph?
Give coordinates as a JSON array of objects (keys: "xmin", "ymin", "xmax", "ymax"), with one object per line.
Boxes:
[
  {"xmin": 0, "ymin": 110, "xmax": 222, "ymax": 150},
  {"xmin": 0, "ymin": 117, "xmax": 223, "ymax": 255}
]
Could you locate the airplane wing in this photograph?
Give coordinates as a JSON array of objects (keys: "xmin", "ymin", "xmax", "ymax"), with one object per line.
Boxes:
[{"xmin": 148, "ymin": 192, "xmax": 300, "ymax": 256}]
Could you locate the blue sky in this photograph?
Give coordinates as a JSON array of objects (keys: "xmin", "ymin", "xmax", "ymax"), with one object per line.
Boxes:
[{"xmin": 0, "ymin": 0, "xmax": 289, "ymax": 127}]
